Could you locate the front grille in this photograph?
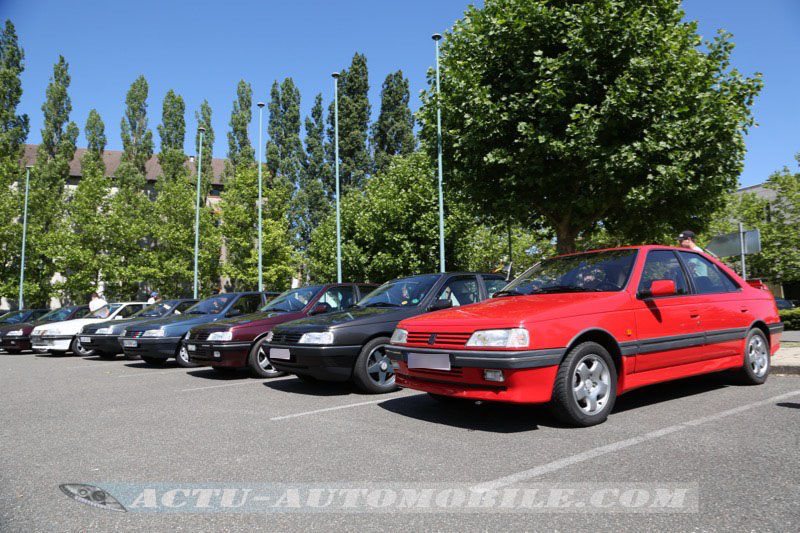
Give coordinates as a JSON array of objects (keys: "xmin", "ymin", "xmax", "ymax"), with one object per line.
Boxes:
[
  {"xmin": 123, "ymin": 331, "xmax": 145, "ymax": 338},
  {"xmin": 271, "ymin": 332, "xmax": 303, "ymax": 344},
  {"xmin": 408, "ymin": 367, "xmax": 464, "ymax": 378},
  {"xmin": 192, "ymin": 331, "xmax": 212, "ymax": 341},
  {"xmin": 406, "ymin": 332, "xmax": 471, "ymax": 347}
]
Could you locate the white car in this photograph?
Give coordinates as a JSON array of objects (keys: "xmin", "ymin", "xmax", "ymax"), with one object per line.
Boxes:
[{"xmin": 30, "ymin": 302, "xmax": 147, "ymax": 355}]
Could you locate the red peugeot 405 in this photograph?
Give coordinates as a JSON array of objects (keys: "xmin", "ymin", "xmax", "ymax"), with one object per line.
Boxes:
[{"xmin": 387, "ymin": 246, "xmax": 782, "ymax": 427}]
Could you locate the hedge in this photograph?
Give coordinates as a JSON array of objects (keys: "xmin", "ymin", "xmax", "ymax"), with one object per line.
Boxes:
[{"xmin": 779, "ymin": 309, "xmax": 800, "ymax": 331}]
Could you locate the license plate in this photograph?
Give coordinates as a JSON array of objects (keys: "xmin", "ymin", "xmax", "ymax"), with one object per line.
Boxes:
[
  {"xmin": 122, "ymin": 339, "xmax": 137, "ymax": 348},
  {"xmin": 80, "ymin": 337, "xmax": 90, "ymax": 343},
  {"xmin": 408, "ymin": 352, "xmax": 451, "ymax": 371},
  {"xmin": 188, "ymin": 344, "xmax": 196, "ymax": 351},
  {"xmin": 270, "ymin": 348, "xmax": 291, "ymax": 360}
]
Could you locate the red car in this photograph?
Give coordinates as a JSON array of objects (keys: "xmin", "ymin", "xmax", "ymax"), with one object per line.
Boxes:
[{"xmin": 387, "ymin": 246, "xmax": 782, "ymax": 427}]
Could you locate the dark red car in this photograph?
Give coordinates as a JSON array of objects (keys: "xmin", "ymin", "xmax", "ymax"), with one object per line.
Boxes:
[
  {"xmin": 0, "ymin": 305, "xmax": 91, "ymax": 354},
  {"xmin": 388, "ymin": 246, "xmax": 782, "ymax": 427},
  {"xmin": 186, "ymin": 283, "xmax": 377, "ymax": 377}
]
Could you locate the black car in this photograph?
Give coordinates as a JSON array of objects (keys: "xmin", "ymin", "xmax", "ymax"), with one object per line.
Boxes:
[
  {"xmin": 0, "ymin": 306, "xmax": 90, "ymax": 354},
  {"xmin": 265, "ymin": 273, "xmax": 508, "ymax": 393},
  {"xmin": 0, "ymin": 309, "xmax": 49, "ymax": 325},
  {"xmin": 78, "ymin": 299, "xmax": 198, "ymax": 359},
  {"xmin": 119, "ymin": 292, "xmax": 278, "ymax": 367}
]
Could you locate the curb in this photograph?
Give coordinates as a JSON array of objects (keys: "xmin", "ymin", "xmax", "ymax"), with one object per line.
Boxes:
[{"xmin": 772, "ymin": 365, "xmax": 800, "ymax": 376}]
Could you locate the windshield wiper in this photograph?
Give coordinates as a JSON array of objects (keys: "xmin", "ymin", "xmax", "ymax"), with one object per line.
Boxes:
[
  {"xmin": 187, "ymin": 310, "xmax": 208, "ymax": 315},
  {"xmin": 365, "ymin": 302, "xmax": 400, "ymax": 307}
]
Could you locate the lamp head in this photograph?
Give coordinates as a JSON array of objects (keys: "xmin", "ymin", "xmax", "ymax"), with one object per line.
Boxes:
[
  {"xmin": 432, "ymin": 33, "xmax": 442, "ymax": 41},
  {"xmin": 331, "ymin": 72, "xmax": 340, "ymax": 79}
]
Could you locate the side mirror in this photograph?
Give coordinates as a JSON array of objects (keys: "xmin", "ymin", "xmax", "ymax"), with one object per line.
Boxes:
[
  {"xmin": 428, "ymin": 299, "xmax": 453, "ymax": 312},
  {"xmin": 640, "ymin": 279, "xmax": 676, "ymax": 299},
  {"xmin": 309, "ymin": 303, "xmax": 331, "ymax": 316}
]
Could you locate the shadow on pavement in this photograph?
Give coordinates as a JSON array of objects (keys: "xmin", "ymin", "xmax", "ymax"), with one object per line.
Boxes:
[
  {"xmin": 612, "ymin": 373, "xmax": 731, "ymax": 414},
  {"xmin": 264, "ymin": 377, "xmax": 358, "ymax": 397},
  {"xmin": 776, "ymin": 402, "xmax": 800, "ymax": 409},
  {"xmin": 377, "ymin": 394, "xmax": 550, "ymax": 433},
  {"xmin": 187, "ymin": 368, "xmax": 249, "ymax": 381},
  {"xmin": 123, "ymin": 361, "xmax": 177, "ymax": 369}
]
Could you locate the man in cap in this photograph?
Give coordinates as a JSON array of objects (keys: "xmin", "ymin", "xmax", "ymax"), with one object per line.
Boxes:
[
  {"xmin": 147, "ymin": 292, "xmax": 161, "ymax": 305},
  {"xmin": 677, "ymin": 230, "xmax": 717, "ymax": 257}
]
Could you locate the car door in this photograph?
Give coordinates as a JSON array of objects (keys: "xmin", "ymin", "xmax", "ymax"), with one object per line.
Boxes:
[
  {"xmin": 677, "ymin": 251, "xmax": 748, "ymax": 359},
  {"xmin": 632, "ymin": 250, "xmax": 705, "ymax": 373}
]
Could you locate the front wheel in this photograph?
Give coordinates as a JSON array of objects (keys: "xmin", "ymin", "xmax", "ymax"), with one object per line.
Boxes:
[
  {"xmin": 175, "ymin": 340, "xmax": 198, "ymax": 368},
  {"xmin": 248, "ymin": 337, "xmax": 286, "ymax": 378},
  {"xmin": 352, "ymin": 337, "xmax": 397, "ymax": 394},
  {"xmin": 739, "ymin": 329, "xmax": 770, "ymax": 385},
  {"xmin": 550, "ymin": 342, "xmax": 617, "ymax": 427},
  {"xmin": 70, "ymin": 337, "xmax": 95, "ymax": 357}
]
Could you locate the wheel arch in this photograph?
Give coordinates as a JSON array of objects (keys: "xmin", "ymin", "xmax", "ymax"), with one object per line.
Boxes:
[
  {"xmin": 563, "ymin": 328, "xmax": 624, "ymax": 377},
  {"xmin": 747, "ymin": 320, "xmax": 770, "ymax": 348}
]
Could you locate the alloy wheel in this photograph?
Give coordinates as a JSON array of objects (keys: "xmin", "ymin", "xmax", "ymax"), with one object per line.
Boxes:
[{"xmin": 571, "ymin": 353, "xmax": 611, "ymax": 415}]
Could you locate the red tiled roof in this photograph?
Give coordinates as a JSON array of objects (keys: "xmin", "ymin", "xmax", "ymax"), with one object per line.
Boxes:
[{"xmin": 21, "ymin": 144, "xmax": 227, "ymax": 186}]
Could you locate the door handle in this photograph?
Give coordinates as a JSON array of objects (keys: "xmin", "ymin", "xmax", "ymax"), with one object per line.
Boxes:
[
  {"xmin": 689, "ymin": 310, "xmax": 700, "ymax": 318},
  {"xmin": 740, "ymin": 308, "xmax": 748, "ymax": 313}
]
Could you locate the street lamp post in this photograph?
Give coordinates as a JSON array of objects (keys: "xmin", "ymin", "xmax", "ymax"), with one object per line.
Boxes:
[
  {"xmin": 257, "ymin": 101, "xmax": 265, "ymax": 292},
  {"xmin": 332, "ymin": 72, "xmax": 342, "ymax": 283},
  {"xmin": 433, "ymin": 33, "xmax": 445, "ymax": 273},
  {"xmin": 193, "ymin": 127, "xmax": 205, "ymax": 299},
  {"xmin": 18, "ymin": 165, "xmax": 31, "ymax": 309}
]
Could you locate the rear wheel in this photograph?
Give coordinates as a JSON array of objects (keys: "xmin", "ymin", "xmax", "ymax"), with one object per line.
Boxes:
[
  {"xmin": 740, "ymin": 329, "xmax": 770, "ymax": 385},
  {"xmin": 70, "ymin": 337, "xmax": 95, "ymax": 357},
  {"xmin": 352, "ymin": 337, "xmax": 397, "ymax": 394},
  {"xmin": 550, "ymin": 342, "xmax": 617, "ymax": 427},
  {"xmin": 248, "ymin": 338, "xmax": 286, "ymax": 378}
]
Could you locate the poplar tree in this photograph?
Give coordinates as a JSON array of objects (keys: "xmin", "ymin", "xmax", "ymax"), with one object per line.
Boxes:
[
  {"xmin": 371, "ymin": 70, "xmax": 415, "ymax": 172},
  {"xmin": 23, "ymin": 56, "xmax": 79, "ymax": 306},
  {"xmin": 0, "ymin": 20, "xmax": 29, "ymax": 301},
  {"xmin": 119, "ymin": 75, "xmax": 154, "ymax": 175},
  {"xmin": 57, "ymin": 109, "xmax": 111, "ymax": 300},
  {"xmin": 194, "ymin": 99, "xmax": 214, "ymax": 196},
  {"xmin": 226, "ymin": 80, "xmax": 254, "ymax": 177},
  {"xmin": 326, "ymin": 53, "xmax": 371, "ymax": 192}
]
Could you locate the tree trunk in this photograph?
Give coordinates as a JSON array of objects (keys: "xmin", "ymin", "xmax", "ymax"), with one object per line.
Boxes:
[{"xmin": 555, "ymin": 222, "xmax": 577, "ymax": 255}]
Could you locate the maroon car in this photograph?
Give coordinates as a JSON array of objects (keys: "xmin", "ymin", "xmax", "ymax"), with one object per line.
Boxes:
[
  {"xmin": 186, "ymin": 283, "xmax": 377, "ymax": 377},
  {"xmin": 0, "ymin": 305, "xmax": 91, "ymax": 354}
]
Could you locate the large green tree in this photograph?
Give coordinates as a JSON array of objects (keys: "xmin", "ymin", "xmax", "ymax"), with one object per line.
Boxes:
[
  {"xmin": 418, "ymin": 0, "xmax": 763, "ymax": 254},
  {"xmin": 226, "ymin": 80, "xmax": 255, "ymax": 176},
  {"xmin": 371, "ymin": 70, "xmax": 415, "ymax": 173},
  {"xmin": 326, "ymin": 53, "xmax": 371, "ymax": 194},
  {"xmin": 0, "ymin": 20, "xmax": 29, "ymax": 302}
]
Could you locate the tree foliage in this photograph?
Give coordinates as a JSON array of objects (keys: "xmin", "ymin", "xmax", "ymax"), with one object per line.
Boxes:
[
  {"xmin": 371, "ymin": 70, "xmax": 415, "ymax": 173},
  {"xmin": 418, "ymin": 0, "xmax": 763, "ymax": 254},
  {"xmin": 226, "ymin": 80, "xmax": 255, "ymax": 176},
  {"xmin": 119, "ymin": 75, "xmax": 154, "ymax": 174},
  {"xmin": 194, "ymin": 99, "xmax": 214, "ymax": 196}
]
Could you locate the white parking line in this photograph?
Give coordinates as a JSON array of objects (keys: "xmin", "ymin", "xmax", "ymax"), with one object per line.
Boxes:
[
  {"xmin": 471, "ymin": 389, "xmax": 800, "ymax": 493},
  {"xmin": 270, "ymin": 399, "xmax": 392, "ymax": 421},
  {"xmin": 117, "ymin": 368, "xmax": 187, "ymax": 378},
  {"xmin": 181, "ymin": 380, "xmax": 266, "ymax": 392}
]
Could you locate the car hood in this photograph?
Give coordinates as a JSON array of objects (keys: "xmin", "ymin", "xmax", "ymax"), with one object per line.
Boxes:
[
  {"xmin": 36, "ymin": 317, "xmax": 116, "ymax": 334},
  {"xmin": 399, "ymin": 292, "xmax": 631, "ymax": 330},
  {"xmin": 193, "ymin": 311, "xmax": 305, "ymax": 331},
  {"xmin": 127, "ymin": 313, "xmax": 228, "ymax": 332},
  {"xmin": 274, "ymin": 306, "xmax": 423, "ymax": 332},
  {"xmin": 82, "ymin": 316, "xmax": 165, "ymax": 334},
  {"xmin": 0, "ymin": 321, "xmax": 35, "ymax": 333}
]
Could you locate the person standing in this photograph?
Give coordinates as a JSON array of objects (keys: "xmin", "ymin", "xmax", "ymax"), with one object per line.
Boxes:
[
  {"xmin": 147, "ymin": 292, "xmax": 161, "ymax": 305},
  {"xmin": 89, "ymin": 293, "xmax": 107, "ymax": 313}
]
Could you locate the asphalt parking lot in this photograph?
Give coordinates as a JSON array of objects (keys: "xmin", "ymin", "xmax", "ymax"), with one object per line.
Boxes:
[{"xmin": 1, "ymin": 351, "xmax": 799, "ymax": 532}]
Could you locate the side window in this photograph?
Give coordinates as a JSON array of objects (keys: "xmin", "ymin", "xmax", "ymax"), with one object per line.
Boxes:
[
  {"xmin": 435, "ymin": 276, "xmax": 480, "ymax": 307},
  {"xmin": 232, "ymin": 295, "xmax": 262, "ymax": 315},
  {"xmin": 32, "ymin": 310, "xmax": 48, "ymax": 319},
  {"xmin": 319, "ymin": 286, "xmax": 355, "ymax": 312},
  {"xmin": 174, "ymin": 301, "xmax": 195, "ymax": 314},
  {"xmin": 358, "ymin": 285, "xmax": 375, "ymax": 300},
  {"xmin": 679, "ymin": 252, "xmax": 739, "ymax": 294},
  {"xmin": 119, "ymin": 305, "xmax": 143, "ymax": 318},
  {"xmin": 74, "ymin": 308, "xmax": 92, "ymax": 318},
  {"xmin": 483, "ymin": 277, "xmax": 508, "ymax": 298},
  {"xmin": 638, "ymin": 250, "xmax": 689, "ymax": 296}
]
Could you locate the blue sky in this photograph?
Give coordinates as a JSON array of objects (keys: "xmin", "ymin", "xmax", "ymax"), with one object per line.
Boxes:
[{"xmin": 3, "ymin": 0, "xmax": 798, "ymax": 187}]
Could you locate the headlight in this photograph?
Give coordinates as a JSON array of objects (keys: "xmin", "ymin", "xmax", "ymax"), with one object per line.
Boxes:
[
  {"xmin": 466, "ymin": 328, "xmax": 529, "ymax": 348},
  {"xmin": 121, "ymin": 329, "xmax": 127, "ymax": 337},
  {"xmin": 390, "ymin": 328, "xmax": 408, "ymax": 344},
  {"xmin": 95, "ymin": 327, "xmax": 113, "ymax": 335},
  {"xmin": 142, "ymin": 328, "xmax": 166, "ymax": 337},
  {"xmin": 207, "ymin": 331, "xmax": 232, "ymax": 341},
  {"xmin": 47, "ymin": 328, "xmax": 60, "ymax": 336},
  {"xmin": 298, "ymin": 331, "xmax": 334, "ymax": 345},
  {"xmin": 7, "ymin": 330, "xmax": 23, "ymax": 336},
  {"xmin": 265, "ymin": 330, "xmax": 274, "ymax": 342}
]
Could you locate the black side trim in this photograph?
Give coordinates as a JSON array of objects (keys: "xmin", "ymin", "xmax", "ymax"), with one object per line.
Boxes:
[
  {"xmin": 633, "ymin": 328, "xmax": 748, "ymax": 356},
  {"xmin": 705, "ymin": 328, "xmax": 749, "ymax": 344},
  {"xmin": 619, "ymin": 342, "xmax": 638, "ymax": 357},
  {"xmin": 386, "ymin": 345, "xmax": 562, "ymax": 369},
  {"xmin": 768, "ymin": 322, "xmax": 784, "ymax": 334}
]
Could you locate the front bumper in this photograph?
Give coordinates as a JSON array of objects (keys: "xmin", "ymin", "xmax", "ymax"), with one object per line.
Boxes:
[
  {"xmin": 80, "ymin": 334, "xmax": 123, "ymax": 354},
  {"xmin": 266, "ymin": 343, "xmax": 362, "ymax": 381},
  {"xmin": 0, "ymin": 336, "xmax": 31, "ymax": 351},
  {"xmin": 386, "ymin": 345, "xmax": 562, "ymax": 404},
  {"xmin": 30, "ymin": 335, "xmax": 73, "ymax": 352},
  {"xmin": 119, "ymin": 336, "xmax": 182, "ymax": 359},
  {"xmin": 186, "ymin": 340, "xmax": 251, "ymax": 367}
]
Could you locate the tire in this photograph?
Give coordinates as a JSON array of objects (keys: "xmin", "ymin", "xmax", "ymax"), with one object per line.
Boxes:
[
  {"xmin": 739, "ymin": 329, "xmax": 770, "ymax": 385},
  {"xmin": 550, "ymin": 341, "xmax": 617, "ymax": 427},
  {"xmin": 141, "ymin": 356, "xmax": 166, "ymax": 365},
  {"xmin": 96, "ymin": 352, "xmax": 117, "ymax": 360},
  {"xmin": 352, "ymin": 336, "xmax": 397, "ymax": 394},
  {"xmin": 175, "ymin": 340, "xmax": 198, "ymax": 368},
  {"xmin": 70, "ymin": 337, "xmax": 95, "ymax": 357},
  {"xmin": 247, "ymin": 337, "xmax": 287, "ymax": 378}
]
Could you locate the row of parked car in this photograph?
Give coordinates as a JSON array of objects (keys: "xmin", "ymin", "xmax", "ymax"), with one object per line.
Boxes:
[{"xmin": 0, "ymin": 245, "xmax": 785, "ymax": 426}]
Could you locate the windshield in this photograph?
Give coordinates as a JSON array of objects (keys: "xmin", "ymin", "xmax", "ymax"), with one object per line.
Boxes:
[
  {"xmin": 134, "ymin": 301, "xmax": 173, "ymax": 318},
  {"xmin": 186, "ymin": 295, "xmax": 232, "ymax": 315},
  {"xmin": 357, "ymin": 275, "xmax": 440, "ymax": 308},
  {"xmin": 501, "ymin": 250, "xmax": 638, "ymax": 295},
  {"xmin": 88, "ymin": 304, "xmax": 122, "ymax": 319},
  {"xmin": 0, "ymin": 310, "xmax": 27, "ymax": 323},
  {"xmin": 39, "ymin": 307, "xmax": 74, "ymax": 322},
  {"xmin": 261, "ymin": 286, "xmax": 324, "ymax": 313}
]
